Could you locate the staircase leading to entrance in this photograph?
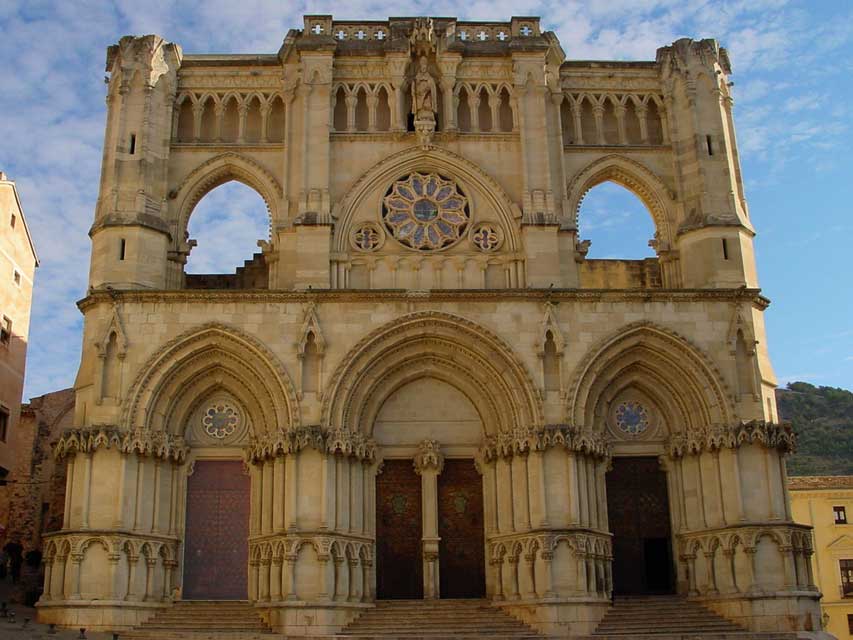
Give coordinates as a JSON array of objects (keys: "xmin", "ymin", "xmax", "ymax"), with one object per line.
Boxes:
[
  {"xmin": 340, "ymin": 599, "xmax": 542, "ymax": 638},
  {"xmin": 123, "ymin": 600, "xmax": 274, "ymax": 640},
  {"xmin": 585, "ymin": 596, "xmax": 797, "ymax": 639}
]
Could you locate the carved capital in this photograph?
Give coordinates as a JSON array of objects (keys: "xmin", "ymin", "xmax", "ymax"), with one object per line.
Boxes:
[{"xmin": 413, "ymin": 439, "xmax": 444, "ymax": 475}]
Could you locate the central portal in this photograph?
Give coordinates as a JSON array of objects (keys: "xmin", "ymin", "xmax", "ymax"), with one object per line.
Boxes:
[{"xmin": 606, "ymin": 456, "xmax": 674, "ymax": 595}]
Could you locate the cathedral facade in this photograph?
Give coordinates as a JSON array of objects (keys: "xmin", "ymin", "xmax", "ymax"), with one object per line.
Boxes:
[{"xmin": 38, "ymin": 15, "xmax": 822, "ymax": 636}]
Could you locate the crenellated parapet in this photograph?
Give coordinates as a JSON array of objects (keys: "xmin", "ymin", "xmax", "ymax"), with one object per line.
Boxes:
[
  {"xmin": 480, "ymin": 424, "xmax": 610, "ymax": 461},
  {"xmin": 244, "ymin": 425, "xmax": 377, "ymax": 463},
  {"xmin": 667, "ymin": 420, "xmax": 796, "ymax": 458},
  {"xmin": 53, "ymin": 426, "xmax": 189, "ymax": 463}
]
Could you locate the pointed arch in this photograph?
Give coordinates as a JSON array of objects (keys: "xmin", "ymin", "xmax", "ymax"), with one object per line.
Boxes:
[
  {"xmin": 171, "ymin": 151, "xmax": 281, "ymax": 245},
  {"xmin": 332, "ymin": 145, "xmax": 522, "ymax": 253},
  {"xmin": 121, "ymin": 322, "xmax": 299, "ymax": 435},
  {"xmin": 322, "ymin": 311, "xmax": 541, "ymax": 436},
  {"xmin": 566, "ymin": 154, "xmax": 678, "ymax": 245},
  {"xmin": 568, "ymin": 321, "xmax": 734, "ymax": 434}
]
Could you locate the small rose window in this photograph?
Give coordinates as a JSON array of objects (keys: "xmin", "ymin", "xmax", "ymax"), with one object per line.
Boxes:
[
  {"xmin": 202, "ymin": 403, "xmax": 239, "ymax": 439},
  {"xmin": 615, "ymin": 401, "xmax": 650, "ymax": 435},
  {"xmin": 382, "ymin": 172, "xmax": 470, "ymax": 251}
]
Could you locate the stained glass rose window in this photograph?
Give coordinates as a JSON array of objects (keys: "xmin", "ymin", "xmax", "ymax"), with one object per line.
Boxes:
[
  {"xmin": 382, "ymin": 172, "xmax": 469, "ymax": 251},
  {"xmin": 615, "ymin": 401, "xmax": 650, "ymax": 435}
]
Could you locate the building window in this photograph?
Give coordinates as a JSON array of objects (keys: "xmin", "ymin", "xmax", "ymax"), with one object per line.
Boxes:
[
  {"xmin": 10, "ymin": 214, "xmax": 15, "ymax": 228},
  {"xmin": 836, "ymin": 506, "xmax": 848, "ymax": 524},
  {"xmin": 0, "ymin": 316, "xmax": 10, "ymax": 346},
  {"xmin": 13, "ymin": 270, "xmax": 20, "ymax": 286},
  {"xmin": 848, "ymin": 613, "xmax": 853, "ymax": 635},
  {"xmin": 842, "ymin": 559, "xmax": 853, "ymax": 596},
  {"xmin": 0, "ymin": 407, "xmax": 7, "ymax": 442}
]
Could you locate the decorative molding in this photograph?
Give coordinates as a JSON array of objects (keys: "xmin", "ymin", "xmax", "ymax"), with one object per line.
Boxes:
[
  {"xmin": 245, "ymin": 425, "xmax": 377, "ymax": 463},
  {"xmin": 667, "ymin": 420, "xmax": 796, "ymax": 458},
  {"xmin": 480, "ymin": 424, "xmax": 610, "ymax": 462},
  {"xmin": 53, "ymin": 426, "xmax": 189, "ymax": 463},
  {"xmin": 79, "ymin": 287, "xmax": 772, "ymax": 311}
]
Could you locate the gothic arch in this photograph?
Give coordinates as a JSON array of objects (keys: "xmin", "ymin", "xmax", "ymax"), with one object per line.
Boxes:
[
  {"xmin": 568, "ymin": 321, "xmax": 734, "ymax": 435},
  {"xmin": 121, "ymin": 322, "xmax": 299, "ymax": 435},
  {"xmin": 332, "ymin": 146, "xmax": 522, "ymax": 253},
  {"xmin": 170, "ymin": 152, "xmax": 282, "ymax": 247},
  {"xmin": 322, "ymin": 311, "xmax": 541, "ymax": 435},
  {"xmin": 566, "ymin": 155, "xmax": 678, "ymax": 245}
]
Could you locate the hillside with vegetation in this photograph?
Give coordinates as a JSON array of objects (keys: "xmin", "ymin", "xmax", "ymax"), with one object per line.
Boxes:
[{"xmin": 777, "ymin": 382, "xmax": 853, "ymax": 476}]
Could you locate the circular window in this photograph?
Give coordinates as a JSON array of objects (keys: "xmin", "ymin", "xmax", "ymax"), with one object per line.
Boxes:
[
  {"xmin": 614, "ymin": 401, "xmax": 650, "ymax": 436},
  {"xmin": 350, "ymin": 222, "xmax": 385, "ymax": 252},
  {"xmin": 382, "ymin": 173, "xmax": 470, "ymax": 251},
  {"xmin": 202, "ymin": 403, "xmax": 240, "ymax": 439}
]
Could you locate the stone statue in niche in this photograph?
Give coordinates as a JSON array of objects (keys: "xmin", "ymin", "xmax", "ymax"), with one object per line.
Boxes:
[
  {"xmin": 412, "ymin": 56, "xmax": 437, "ymax": 122},
  {"xmin": 411, "ymin": 55, "xmax": 437, "ymax": 146}
]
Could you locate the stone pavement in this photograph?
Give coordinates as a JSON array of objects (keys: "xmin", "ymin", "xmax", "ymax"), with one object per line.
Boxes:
[{"xmin": 0, "ymin": 579, "xmax": 111, "ymax": 640}]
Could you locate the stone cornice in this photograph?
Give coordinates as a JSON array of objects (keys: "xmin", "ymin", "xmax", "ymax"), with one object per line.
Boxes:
[
  {"xmin": 667, "ymin": 420, "xmax": 796, "ymax": 458},
  {"xmin": 53, "ymin": 426, "xmax": 190, "ymax": 463},
  {"xmin": 245, "ymin": 425, "xmax": 377, "ymax": 463},
  {"xmin": 78, "ymin": 287, "xmax": 770, "ymax": 312},
  {"xmin": 480, "ymin": 424, "xmax": 610, "ymax": 462}
]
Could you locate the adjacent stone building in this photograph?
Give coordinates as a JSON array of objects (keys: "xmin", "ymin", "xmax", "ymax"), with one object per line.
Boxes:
[
  {"xmin": 0, "ymin": 171, "xmax": 38, "ymax": 524},
  {"xmin": 37, "ymin": 15, "xmax": 822, "ymax": 636},
  {"xmin": 791, "ymin": 476, "xmax": 853, "ymax": 638}
]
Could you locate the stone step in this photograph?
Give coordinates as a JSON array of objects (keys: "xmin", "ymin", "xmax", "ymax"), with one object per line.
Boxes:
[
  {"xmin": 340, "ymin": 599, "xmax": 541, "ymax": 638},
  {"xmin": 591, "ymin": 596, "xmax": 746, "ymax": 637}
]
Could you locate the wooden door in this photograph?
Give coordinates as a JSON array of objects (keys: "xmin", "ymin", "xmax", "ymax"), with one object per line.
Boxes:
[
  {"xmin": 376, "ymin": 459, "xmax": 423, "ymax": 599},
  {"xmin": 606, "ymin": 456, "xmax": 673, "ymax": 595},
  {"xmin": 183, "ymin": 460, "xmax": 250, "ymax": 599},
  {"xmin": 438, "ymin": 459, "xmax": 485, "ymax": 598}
]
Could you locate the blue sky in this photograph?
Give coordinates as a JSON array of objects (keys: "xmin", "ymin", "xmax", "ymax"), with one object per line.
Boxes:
[{"xmin": 0, "ymin": 0, "xmax": 851, "ymax": 399}]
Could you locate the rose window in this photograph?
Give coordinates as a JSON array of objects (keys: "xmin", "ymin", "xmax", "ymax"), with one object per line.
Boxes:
[
  {"xmin": 350, "ymin": 222, "xmax": 385, "ymax": 252},
  {"xmin": 382, "ymin": 173, "xmax": 469, "ymax": 251},
  {"xmin": 471, "ymin": 223, "xmax": 503, "ymax": 252},
  {"xmin": 615, "ymin": 401, "xmax": 650, "ymax": 435},
  {"xmin": 202, "ymin": 403, "xmax": 239, "ymax": 439}
]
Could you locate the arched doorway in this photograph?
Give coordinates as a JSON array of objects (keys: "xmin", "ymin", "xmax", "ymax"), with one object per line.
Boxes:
[
  {"xmin": 373, "ymin": 377, "xmax": 485, "ymax": 600},
  {"xmin": 323, "ymin": 312, "xmax": 542, "ymax": 602}
]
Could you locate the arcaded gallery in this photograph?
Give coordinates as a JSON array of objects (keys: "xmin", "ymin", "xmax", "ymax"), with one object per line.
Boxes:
[{"xmin": 38, "ymin": 14, "xmax": 823, "ymax": 637}]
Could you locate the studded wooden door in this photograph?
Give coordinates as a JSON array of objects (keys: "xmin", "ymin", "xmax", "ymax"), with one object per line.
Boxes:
[
  {"xmin": 183, "ymin": 460, "xmax": 250, "ymax": 599},
  {"xmin": 606, "ymin": 456, "xmax": 674, "ymax": 595},
  {"xmin": 438, "ymin": 459, "xmax": 485, "ymax": 598},
  {"xmin": 376, "ymin": 459, "xmax": 423, "ymax": 599}
]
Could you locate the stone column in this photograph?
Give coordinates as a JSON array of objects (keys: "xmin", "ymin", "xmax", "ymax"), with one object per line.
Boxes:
[{"xmin": 414, "ymin": 439, "xmax": 444, "ymax": 599}]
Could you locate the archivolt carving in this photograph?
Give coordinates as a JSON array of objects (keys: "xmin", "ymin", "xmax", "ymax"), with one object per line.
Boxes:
[
  {"xmin": 332, "ymin": 146, "xmax": 521, "ymax": 253},
  {"xmin": 121, "ymin": 322, "xmax": 299, "ymax": 433},
  {"xmin": 568, "ymin": 321, "xmax": 735, "ymax": 434},
  {"xmin": 566, "ymin": 154, "xmax": 677, "ymax": 246},
  {"xmin": 321, "ymin": 311, "xmax": 542, "ymax": 434},
  {"xmin": 170, "ymin": 152, "xmax": 282, "ymax": 245}
]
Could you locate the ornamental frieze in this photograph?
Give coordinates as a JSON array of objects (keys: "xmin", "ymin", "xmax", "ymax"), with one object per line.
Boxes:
[
  {"xmin": 53, "ymin": 426, "xmax": 189, "ymax": 463},
  {"xmin": 245, "ymin": 425, "xmax": 377, "ymax": 463},
  {"xmin": 666, "ymin": 420, "xmax": 796, "ymax": 458},
  {"xmin": 480, "ymin": 424, "xmax": 610, "ymax": 462}
]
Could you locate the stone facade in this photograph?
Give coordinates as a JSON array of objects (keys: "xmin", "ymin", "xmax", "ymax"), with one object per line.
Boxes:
[
  {"xmin": 0, "ymin": 171, "xmax": 38, "ymax": 524},
  {"xmin": 791, "ymin": 476, "xmax": 853, "ymax": 639},
  {"xmin": 37, "ymin": 15, "xmax": 823, "ymax": 637}
]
